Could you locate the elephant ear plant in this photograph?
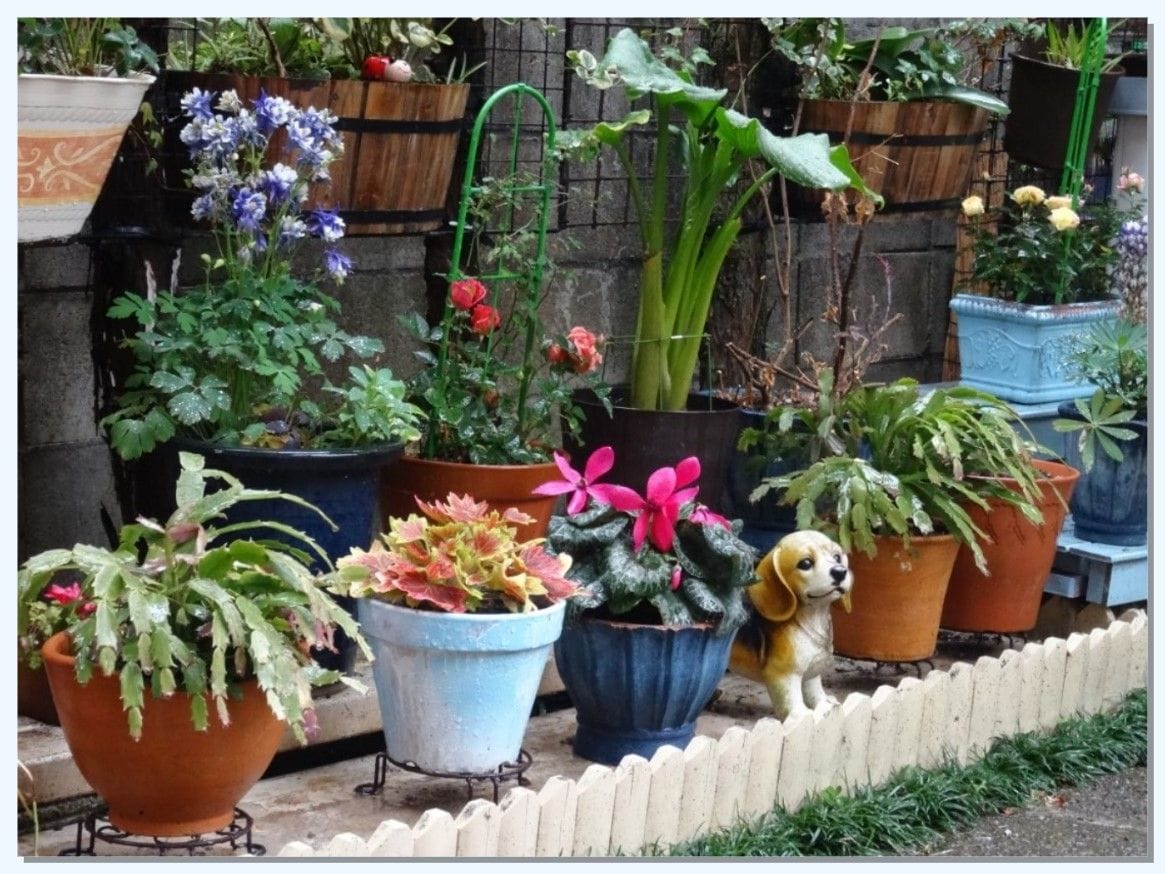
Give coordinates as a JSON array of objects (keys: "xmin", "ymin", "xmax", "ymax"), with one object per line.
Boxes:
[
  {"xmin": 17, "ymin": 452, "xmax": 369, "ymax": 743},
  {"xmin": 558, "ymin": 27, "xmax": 874, "ymax": 411},
  {"xmin": 541, "ymin": 446, "xmax": 757, "ymax": 632}
]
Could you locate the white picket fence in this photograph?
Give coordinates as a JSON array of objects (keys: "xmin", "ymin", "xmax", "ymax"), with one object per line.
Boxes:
[{"xmin": 277, "ymin": 611, "xmax": 1148, "ymax": 858}]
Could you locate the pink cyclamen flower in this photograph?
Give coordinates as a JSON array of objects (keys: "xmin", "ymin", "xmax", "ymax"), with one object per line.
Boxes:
[
  {"xmin": 600, "ymin": 456, "xmax": 701, "ymax": 553},
  {"xmin": 689, "ymin": 504, "xmax": 731, "ymax": 530},
  {"xmin": 44, "ymin": 582, "xmax": 83, "ymax": 605},
  {"xmin": 532, "ymin": 446, "xmax": 616, "ymax": 515},
  {"xmin": 670, "ymin": 565, "xmax": 683, "ymax": 591},
  {"xmin": 450, "ymin": 277, "xmax": 487, "ymax": 311}
]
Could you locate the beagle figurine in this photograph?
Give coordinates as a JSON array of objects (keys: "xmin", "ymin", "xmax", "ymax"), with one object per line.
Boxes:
[{"xmin": 729, "ymin": 530, "xmax": 854, "ymax": 720}]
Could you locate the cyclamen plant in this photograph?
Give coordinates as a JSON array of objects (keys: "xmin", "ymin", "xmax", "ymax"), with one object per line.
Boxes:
[
  {"xmin": 962, "ymin": 172, "xmax": 1146, "ymax": 306},
  {"xmin": 103, "ymin": 88, "xmax": 423, "ymax": 458},
  {"xmin": 334, "ymin": 493, "xmax": 579, "ymax": 613},
  {"xmin": 539, "ymin": 446, "xmax": 757, "ymax": 634}
]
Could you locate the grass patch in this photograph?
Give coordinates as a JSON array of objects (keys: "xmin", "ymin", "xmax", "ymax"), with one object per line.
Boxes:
[{"xmin": 660, "ymin": 689, "xmax": 1147, "ymax": 857}]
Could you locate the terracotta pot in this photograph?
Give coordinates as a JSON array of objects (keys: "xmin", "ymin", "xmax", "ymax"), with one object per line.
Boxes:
[
  {"xmin": 17, "ymin": 657, "xmax": 59, "ymax": 725},
  {"xmin": 381, "ymin": 456, "xmax": 559, "ymax": 541},
  {"xmin": 831, "ymin": 534, "xmax": 960, "ymax": 662},
  {"xmin": 942, "ymin": 460, "xmax": 1080, "ymax": 633},
  {"xmin": 41, "ymin": 632, "xmax": 284, "ymax": 837}
]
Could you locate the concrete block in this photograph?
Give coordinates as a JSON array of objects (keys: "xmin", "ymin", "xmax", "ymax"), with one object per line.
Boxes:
[
  {"xmin": 808, "ymin": 701, "xmax": 845, "ymax": 795},
  {"xmin": 742, "ymin": 717, "xmax": 783, "ymax": 819},
  {"xmin": 711, "ymin": 725, "xmax": 751, "ymax": 831},
  {"xmin": 1017, "ymin": 642, "xmax": 1045, "ymax": 734},
  {"xmin": 643, "ymin": 745, "xmax": 685, "ymax": 851},
  {"xmin": 455, "ymin": 799, "xmax": 501, "ymax": 858},
  {"xmin": 19, "ymin": 291, "xmax": 100, "ymax": 445},
  {"xmin": 497, "ymin": 786, "xmax": 540, "ymax": 857},
  {"xmin": 1060, "ymin": 632, "xmax": 1090, "ymax": 719},
  {"xmin": 838, "ymin": 692, "xmax": 874, "ymax": 789},
  {"xmin": 339, "ymin": 235, "xmax": 427, "ymax": 273},
  {"xmin": 1038, "ymin": 637, "xmax": 1069, "ymax": 731},
  {"xmin": 535, "ymin": 775, "xmax": 578, "ymax": 857},
  {"xmin": 366, "ymin": 819, "xmax": 415, "ymax": 857},
  {"xmin": 1102, "ymin": 621, "xmax": 1134, "ymax": 709},
  {"xmin": 412, "ymin": 808, "xmax": 457, "ymax": 857},
  {"xmin": 968, "ymin": 655, "xmax": 1002, "ymax": 758},
  {"xmin": 608, "ymin": 754, "xmax": 650, "ymax": 857},
  {"xmin": 945, "ymin": 661, "xmax": 974, "ymax": 765},
  {"xmin": 19, "ymin": 241, "xmax": 92, "ymax": 290},
  {"xmin": 893, "ymin": 677, "xmax": 924, "ymax": 774},
  {"xmin": 572, "ymin": 763, "xmax": 616, "ymax": 858},
  {"xmin": 676, "ymin": 735, "xmax": 718, "ymax": 845},
  {"xmin": 865, "ymin": 685, "xmax": 899, "ymax": 787},
  {"xmin": 278, "ymin": 841, "xmax": 316, "ymax": 857},
  {"xmin": 1127, "ymin": 612, "xmax": 1148, "ymax": 690},
  {"xmin": 1078, "ymin": 627, "xmax": 1110, "ymax": 716},
  {"xmin": 322, "ymin": 832, "xmax": 369, "ymax": 857},
  {"xmin": 918, "ymin": 671, "xmax": 951, "ymax": 770},
  {"xmin": 328, "ymin": 270, "xmax": 428, "ymax": 379},
  {"xmin": 994, "ymin": 649, "xmax": 1023, "ymax": 740},
  {"xmin": 776, "ymin": 711, "xmax": 816, "ymax": 811}
]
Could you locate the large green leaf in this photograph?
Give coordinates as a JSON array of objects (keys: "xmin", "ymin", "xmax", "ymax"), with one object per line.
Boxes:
[{"xmin": 597, "ymin": 28, "xmax": 726, "ymax": 114}]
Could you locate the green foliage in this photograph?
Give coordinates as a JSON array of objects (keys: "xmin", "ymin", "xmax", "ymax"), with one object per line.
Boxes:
[
  {"xmin": 18, "ymin": 18, "xmax": 159, "ymax": 77},
  {"xmin": 1054, "ymin": 389, "xmax": 1141, "ymax": 472},
  {"xmin": 1065, "ymin": 319, "xmax": 1148, "ymax": 416},
  {"xmin": 171, "ymin": 18, "xmax": 329, "ymax": 77},
  {"xmin": 659, "ymin": 688, "xmax": 1146, "ymax": 856},
  {"xmin": 17, "ymin": 452, "xmax": 369, "ymax": 743},
  {"xmin": 314, "ymin": 366, "xmax": 425, "ymax": 448},
  {"xmin": 764, "ymin": 19, "xmax": 1010, "ymax": 113},
  {"xmin": 546, "ymin": 503, "xmax": 755, "ymax": 635},
  {"xmin": 752, "ymin": 377, "xmax": 1045, "ymax": 572},
  {"xmin": 1043, "ymin": 20, "xmax": 1126, "ymax": 73},
  {"xmin": 559, "ymin": 27, "xmax": 873, "ymax": 411}
]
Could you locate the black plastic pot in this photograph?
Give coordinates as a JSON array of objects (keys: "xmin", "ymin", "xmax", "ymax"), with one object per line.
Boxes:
[
  {"xmin": 726, "ymin": 407, "xmax": 804, "ymax": 554},
  {"xmin": 564, "ymin": 389, "xmax": 743, "ymax": 512},
  {"xmin": 1004, "ymin": 54, "xmax": 1123, "ymax": 170}
]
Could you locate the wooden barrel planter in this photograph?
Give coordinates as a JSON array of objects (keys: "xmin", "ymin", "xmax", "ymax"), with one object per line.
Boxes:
[
  {"xmin": 159, "ymin": 72, "xmax": 469, "ymax": 236},
  {"xmin": 787, "ymin": 99, "xmax": 990, "ymax": 218}
]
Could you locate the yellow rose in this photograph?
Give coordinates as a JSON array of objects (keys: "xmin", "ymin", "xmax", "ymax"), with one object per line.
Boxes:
[
  {"xmin": 1045, "ymin": 195, "xmax": 1073, "ymax": 210},
  {"xmin": 1048, "ymin": 206, "xmax": 1081, "ymax": 232},
  {"xmin": 961, "ymin": 195, "xmax": 985, "ymax": 217},
  {"xmin": 1012, "ymin": 185, "xmax": 1047, "ymax": 206}
]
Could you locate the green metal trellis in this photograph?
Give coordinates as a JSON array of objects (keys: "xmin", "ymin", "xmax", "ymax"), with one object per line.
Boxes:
[{"xmin": 1059, "ymin": 18, "xmax": 1109, "ymax": 198}]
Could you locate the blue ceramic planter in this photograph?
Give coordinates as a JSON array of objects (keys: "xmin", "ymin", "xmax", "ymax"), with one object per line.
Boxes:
[
  {"xmin": 555, "ymin": 616, "xmax": 735, "ymax": 765},
  {"xmin": 950, "ymin": 294, "xmax": 1120, "ymax": 404},
  {"xmin": 358, "ymin": 598, "xmax": 565, "ymax": 773},
  {"xmin": 1056, "ymin": 405, "xmax": 1148, "ymax": 547}
]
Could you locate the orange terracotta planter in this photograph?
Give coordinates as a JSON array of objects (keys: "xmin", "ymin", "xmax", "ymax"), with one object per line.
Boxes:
[
  {"xmin": 832, "ymin": 534, "xmax": 960, "ymax": 662},
  {"xmin": 381, "ymin": 456, "xmax": 559, "ymax": 541},
  {"xmin": 41, "ymin": 632, "xmax": 284, "ymax": 837},
  {"xmin": 941, "ymin": 459, "xmax": 1080, "ymax": 633},
  {"xmin": 17, "ymin": 657, "xmax": 59, "ymax": 725}
]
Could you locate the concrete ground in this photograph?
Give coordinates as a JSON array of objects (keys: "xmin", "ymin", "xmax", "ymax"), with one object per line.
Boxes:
[{"xmin": 18, "ymin": 628, "xmax": 1148, "ymax": 859}]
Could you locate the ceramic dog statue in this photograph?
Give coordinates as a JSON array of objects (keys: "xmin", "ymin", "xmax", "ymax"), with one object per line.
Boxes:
[{"xmin": 729, "ymin": 530, "xmax": 853, "ymax": 720}]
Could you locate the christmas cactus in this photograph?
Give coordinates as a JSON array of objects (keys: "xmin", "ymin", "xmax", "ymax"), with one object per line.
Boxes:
[{"xmin": 538, "ymin": 447, "xmax": 757, "ymax": 634}]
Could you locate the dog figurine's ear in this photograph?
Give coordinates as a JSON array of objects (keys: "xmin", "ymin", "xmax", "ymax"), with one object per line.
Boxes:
[
  {"xmin": 838, "ymin": 591, "xmax": 852, "ymax": 613},
  {"xmin": 748, "ymin": 545, "xmax": 798, "ymax": 623}
]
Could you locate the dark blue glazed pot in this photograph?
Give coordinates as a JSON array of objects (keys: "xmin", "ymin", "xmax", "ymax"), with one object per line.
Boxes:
[{"xmin": 554, "ymin": 615, "xmax": 735, "ymax": 765}]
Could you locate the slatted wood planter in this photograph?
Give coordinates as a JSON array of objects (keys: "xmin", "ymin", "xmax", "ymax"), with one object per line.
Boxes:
[
  {"xmin": 279, "ymin": 609, "xmax": 1147, "ymax": 858},
  {"xmin": 790, "ymin": 99, "xmax": 990, "ymax": 217},
  {"xmin": 160, "ymin": 73, "xmax": 469, "ymax": 236}
]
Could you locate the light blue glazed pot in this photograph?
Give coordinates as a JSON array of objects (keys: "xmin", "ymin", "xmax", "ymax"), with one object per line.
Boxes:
[
  {"xmin": 357, "ymin": 598, "xmax": 565, "ymax": 773},
  {"xmin": 950, "ymin": 294, "xmax": 1120, "ymax": 404}
]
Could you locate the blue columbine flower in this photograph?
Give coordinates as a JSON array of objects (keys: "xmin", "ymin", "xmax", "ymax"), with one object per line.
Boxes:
[
  {"xmin": 324, "ymin": 249, "xmax": 353, "ymax": 283},
  {"xmin": 307, "ymin": 209, "xmax": 346, "ymax": 243},
  {"xmin": 181, "ymin": 88, "xmax": 217, "ymax": 121},
  {"xmin": 262, "ymin": 163, "xmax": 300, "ymax": 206},
  {"xmin": 253, "ymin": 91, "xmax": 296, "ymax": 136},
  {"xmin": 231, "ymin": 188, "xmax": 268, "ymax": 234},
  {"xmin": 278, "ymin": 216, "xmax": 308, "ymax": 248}
]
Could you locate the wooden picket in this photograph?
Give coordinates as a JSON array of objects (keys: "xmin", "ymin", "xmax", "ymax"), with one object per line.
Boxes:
[{"xmin": 278, "ymin": 612, "xmax": 1147, "ymax": 858}]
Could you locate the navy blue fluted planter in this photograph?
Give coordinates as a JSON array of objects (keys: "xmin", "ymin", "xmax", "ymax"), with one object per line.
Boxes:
[
  {"xmin": 554, "ymin": 616, "xmax": 735, "ymax": 765},
  {"xmin": 1056, "ymin": 405, "xmax": 1147, "ymax": 546},
  {"xmin": 727, "ymin": 408, "xmax": 804, "ymax": 555},
  {"xmin": 173, "ymin": 439, "xmax": 404, "ymax": 671}
]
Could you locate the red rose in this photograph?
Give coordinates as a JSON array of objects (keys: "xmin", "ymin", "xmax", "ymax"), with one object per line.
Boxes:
[
  {"xmin": 470, "ymin": 304, "xmax": 501, "ymax": 335},
  {"xmin": 362, "ymin": 55, "xmax": 391, "ymax": 80},
  {"xmin": 546, "ymin": 343, "xmax": 569, "ymax": 365},
  {"xmin": 450, "ymin": 278, "xmax": 488, "ymax": 311},
  {"xmin": 566, "ymin": 326, "xmax": 603, "ymax": 373}
]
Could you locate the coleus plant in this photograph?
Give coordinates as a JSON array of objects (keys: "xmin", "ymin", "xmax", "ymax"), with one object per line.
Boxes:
[
  {"xmin": 333, "ymin": 494, "xmax": 579, "ymax": 613},
  {"xmin": 538, "ymin": 446, "xmax": 757, "ymax": 634}
]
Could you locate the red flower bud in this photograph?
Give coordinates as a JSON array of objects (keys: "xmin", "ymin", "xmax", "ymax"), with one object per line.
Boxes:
[
  {"xmin": 546, "ymin": 343, "xmax": 569, "ymax": 365},
  {"xmin": 361, "ymin": 55, "xmax": 392, "ymax": 80},
  {"xmin": 470, "ymin": 304, "xmax": 501, "ymax": 335},
  {"xmin": 450, "ymin": 277, "xmax": 488, "ymax": 311}
]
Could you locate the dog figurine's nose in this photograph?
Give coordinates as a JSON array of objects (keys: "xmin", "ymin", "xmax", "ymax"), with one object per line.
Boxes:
[{"xmin": 830, "ymin": 566, "xmax": 848, "ymax": 583}]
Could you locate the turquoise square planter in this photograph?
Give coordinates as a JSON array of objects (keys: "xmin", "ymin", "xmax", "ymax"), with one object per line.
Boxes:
[{"xmin": 950, "ymin": 294, "xmax": 1120, "ymax": 404}]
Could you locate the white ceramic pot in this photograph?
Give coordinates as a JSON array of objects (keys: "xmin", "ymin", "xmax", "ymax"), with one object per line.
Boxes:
[{"xmin": 17, "ymin": 73, "xmax": 155, "ymax": 243}]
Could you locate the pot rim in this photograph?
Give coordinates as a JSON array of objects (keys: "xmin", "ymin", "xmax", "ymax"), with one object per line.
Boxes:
[{"xmin": 397, "ymin": 454, "xmax": 559, "ymax": 473}]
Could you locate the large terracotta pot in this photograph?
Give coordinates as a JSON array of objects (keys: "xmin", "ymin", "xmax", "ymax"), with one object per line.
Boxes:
[
  {"xmin": 832, "ymin": 534, "xmax": 960, "ymax": 662},
  {"xmin": 41, "ymin": 632, "xmax": 284, "ymax": 837},
  {"xmin": 17, "ymin": 657, "xmax": 59, "ymax": 725},
  {"xmin": 381, "ymin": 456, "xmax": 559, "ymax": 541},
  {"xmin": 17, "ymin": 73, "xmax": 155, "ymax": 242},
  {"xmin": 941, "ymin": 460, "xmax": 1080, "ymax": 633}
]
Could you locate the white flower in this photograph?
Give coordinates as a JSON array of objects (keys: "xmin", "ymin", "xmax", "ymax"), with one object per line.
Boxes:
[
  {"xmin": 1011, "ymin": 185, "xmax": 1046, "ymax": 206},
  {"xmin": 1047, "ymin": 206, "xmax": 1081, "ymax": 232},
  {"xmin": 961, "ymin": 195, "xmax": 984, "ymax": 217}
]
